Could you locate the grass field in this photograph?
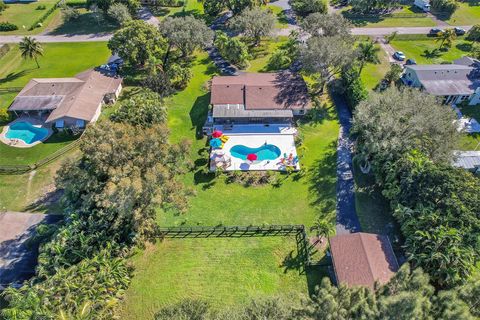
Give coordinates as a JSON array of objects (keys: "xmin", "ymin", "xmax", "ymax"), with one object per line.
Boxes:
[
  {"xmin": 360, "ymin": 43, "xmax": 391, "ymax": 90},
  {"xmin": 267, "ymin": 4, "xmax": 289, "ymax": 29},
  {"xmin": 0, "ymin": 0, "xmax": 61, "ymax": 35},
  {"xmin": 343, "ymin": 5, "xmax": 436, "ymax": 28},
  {"xmin": 245, "ymin": 36, "xmax": 288, "ymax": 73},
  {"xmin": 150, "ymin": 0, "xmax": 204, "ymax": 20},
  {"xmin": 119, "ymin": 51, "xmax": 339, "ymax": 318},
  {"xmin": 45, "ymin": 7, "xmax": 118, "ymax": 35},
  {"xmin": 390, "ymin": 36, "xmax": 473, "ymax": 64},
  {"xmin": 443, "ymin": 1, "xmax": 480, "ymax": 25}
]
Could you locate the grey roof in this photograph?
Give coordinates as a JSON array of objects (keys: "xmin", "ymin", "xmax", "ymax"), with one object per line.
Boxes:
[
  {"xmin": 453, "ymin": 56, "xmax": 480, "ymax": 67},
  {"xmin": 405, "ymin": 63, "xmax": 480, "ymax": 95},
  {"xmin": 453, "ymin": 151, "xmax": 480, "ymax": 170},
  {"xmin": 212, "ymin": 104, "xmax": 293, "ymax": 118},
  {"xmin": 9, "ymin": 96, "xmax": 64, "ymax": 111}
]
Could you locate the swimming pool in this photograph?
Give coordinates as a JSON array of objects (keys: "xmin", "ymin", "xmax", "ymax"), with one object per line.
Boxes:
[
  {"xmin": 230, "ymin": 144, "xmax": 281, "ymax": 161},
  {"xmin": 6, "ymin": 121, "xmax": 49, "ymax": 145}
]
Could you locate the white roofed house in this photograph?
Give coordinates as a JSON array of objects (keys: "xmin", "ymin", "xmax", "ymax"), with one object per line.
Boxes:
[
  {"xmin": 8, "ymin": 69, "xmax": 123, "ymax": 129},
  {"xmin": 401, "ymin": 57, "xmax": 480, "ymax": 106}
]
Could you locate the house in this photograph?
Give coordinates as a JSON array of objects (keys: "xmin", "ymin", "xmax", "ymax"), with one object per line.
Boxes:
[
  {"xmin": 329, "ymin": 233, "xmax": 399, "ymax": 289},
  {"xmin": 453, "ymin": 151, "xmax": 480, "ymax": 173},
  {"xmin": 401, "ymin": 57, "xmax": 480, "ymax": 105},
  {"xmin": 414, "ymin": 0, "xmax": 431, "ymax": 11},
  {"xmin": 8, "ymin": 69, "xmax": 122, "ymax": 129},
  {"xmin": 204, "ymin": 72, "xmax": 312, "ymax": 132}
]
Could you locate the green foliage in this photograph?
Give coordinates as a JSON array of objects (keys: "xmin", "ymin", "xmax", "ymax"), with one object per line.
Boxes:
[
  {"xmin": 160, "ymin": 16, "xmax": 214, "ymax": 58},
  {"xmin": 0, "ymin": 22, "xmax": 18, "ymax": 31},
  {"xmin": 107, "ymin": 3, "xmax": 132, "ymax": 26},
  {"xmin": 466, "ymin": 24, "xmax": 480, "ymax": 42},
  {"xmin": 1, "ymin": 247, "xmax": 131, "ymax": 319},
  {"xmin": 87, "ymin": 0, "xmax": 139, "ymax": 14},
  {"xmin": 204, "ymin": 0, "xmax": 224, "ymax": 16},
  {"xmin": 36, "ymin": 4, "xmax": 46, "ymax": 9},
  {"xmin": 110, "ymin": 88, "xmax": 167, "ymax": 126},
  {"xmin": 229, "ymin": 7, "xmax": 275, "ymax": 45},
  {"xmin": 28, "ymin": 0, "xmax": 62, "ymax": 31},
  {"xmin": 300, "ymin": 12, "xmax": 352, "ymax": 38},
  {"xmin": 214, "ymin": 31, "xmax": 250, "ymax": 69},
  {"xmin": 0, "ymin": 0, "xmax": 6, "ymax": 13},
  {"xmin": 290, "ymin": 0, "xmax": 327, "ymax": 17},
  {"xmin": 19, "ymin": 36, "xmax": 43, "ymax": 68},
  {"xmin": 60, "ymin": 3, "xmax": 81, "ymax": 22},
  {"xmin": 383, "ymin": 63, "xmax": 403, "ymax": 85},
  {"xmin": 167, "ymin": 63, "xmax": 193, "ymax": 89},
  {"xmin": 267, "ymin": 49, "xmax": 292, "ymax": 70},
  {"xmin": 108, "ymin": 20, "xmax": 166, "ymax": 67},
  {"xmin": 431, "ymin": 0, "xmax": 458, "ymax": 14},
  {"xmin": 341, "ymin": 66, "xmax": 368, "ymax": 110},
  {"xmin": 436, "ymin": 28, "xmax": 456, "ymax": 49},
  {"xmin": 356, "ymin": 40, "xmax": 380, "ymax": 72},
  {"xmin": 142, "ymin": 70, "xmax": 176, "ymax": 97},
  {"xmin": 349, "ymin": 0, "xmax": 400, "ymax": 13},
  {"xmin": 154, "ymin": 299, "xmax": 211, "ymax": 320}
]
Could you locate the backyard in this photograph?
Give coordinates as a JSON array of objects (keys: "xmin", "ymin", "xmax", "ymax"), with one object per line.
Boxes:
[
  {"xmin": 0, "ymin": 0, "xmax": 60, "ymax": 35},
  {"xmin": 360, "ymin": 43, "xmax": 391, "ymax": 90},
  {"xmin": 119, "ymin": 51, "xmax": 339, "ymax": 318},
  {"xmin": 149, "ymin": 0, "xmax": 204, "ymax": 20},
  {"xmin": 440, "ymin": 0, "xmax": 480, "ymax": 25}
]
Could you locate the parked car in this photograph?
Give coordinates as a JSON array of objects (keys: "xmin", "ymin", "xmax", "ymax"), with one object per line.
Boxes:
[
  {"xmin": 429, "ymin": 28, "xmax": 444, "ymax": 36},
  {"xmin": 393, "ymin": 51, "xmax": 406, "ymax": 61},
  {"xmin": 406, "ymin": 58, "xmax": 417, "ymax": 65},
  {"xmin": 454, "ymin": 27, "xmax": 466, "ymax": 35}
]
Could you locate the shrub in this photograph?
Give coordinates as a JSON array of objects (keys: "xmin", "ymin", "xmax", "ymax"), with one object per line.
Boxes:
[
  {"xmin": 0, "ymin": 43, "xmax": 10, "ymax": 59},
  {"xmin": 167, "ymin": 63, "xmax": 192, "ymax": 90},
  {"xmin": 107, "ymin": 3, "xmax": 132, "ymax": 26},
  {"xmin": 341, "ymin": 67, "xmax": 368, "ymax": 110},
  {"xmin": 36, "ymin": 4, "xmax": 46, "ymax": 9},
  {"xmin": 290, "ymin": 0, "xmax": 327, "ymax": 17},
  {"xmin": 214, "ymin": 31, "xmax": 250, "ymax": 69},
  {"xmin": 225, "ymin": 171, "xmax": 279, "ymax": 187},
  {"xmin": 0, "ymin": 108, "xmax": 10, "ymax": 124},
  {"xmin": 267, "ymin": 49, "xmax": 292, "ymax": 70},
  {"xmin": 466, "ymin": 24, "xmax": 480, "ymax": 42},
  {"xmin": 0, "ymin": 22, "xmax": 18, "ymax": 31}
]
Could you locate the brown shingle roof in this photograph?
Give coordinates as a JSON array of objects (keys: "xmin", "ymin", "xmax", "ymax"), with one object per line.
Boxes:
[
  {"xmin": 329, "ymin": 233, "xmax": 399, "ymax": 289},
  {"xmin": 211, "ymin": 72, "xmax": 312, "ymax": 110},
  {"xmin": 9, "ymin": 69, "xmax": 122, "ymax": 123}
]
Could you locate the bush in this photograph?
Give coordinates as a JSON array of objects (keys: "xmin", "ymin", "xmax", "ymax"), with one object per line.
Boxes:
[
  {"xmin": 0, "ymin": 22, "xmax": 18, "ymax": 31},
  {"xmin": 431, "ymin": 0, "xmax": 458, "ymax": 14},
  {"xmin": 267, "ymin": 49, "xmax": 292, "ymax": 70},
  {"xmin": 214, "ymin": 31, "xmax": 250, "ymax": 69},
  {"xmin": 107, "ymin": 3, "xmax": 132, "ymax": 26},
  {"xmin": 36, "ymin": 4, "xmax": 46, "ymax": 9},
  {"xmin": 0, "ymin": 108, "xmax": 10, "ymax": 124},
  {"xmin": 466, "ymin": 24, "xmax": 480, "ymax": 42},
  {"xmin": 341, "ymin": 67, "xmax": 368, "ymax": 110},
  {"xmin": 167, "ymin": 63, "xmax": 192, "ymax": 90},
  {"xmin": 0, "ymin": 43, "xmax": 10, "ymax": 59},
  {"xmin": 225, "ymin": 171, "xmax": 279, "ymax": 187},
  {"xmin": 290, "ymin": 0, "xmax": 327, "ymax": 17}
]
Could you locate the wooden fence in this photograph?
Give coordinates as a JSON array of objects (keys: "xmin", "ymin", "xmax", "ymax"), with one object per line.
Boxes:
[{"xmin": 0, "ymin": 139, "xmax": 82, "ymax": 175}]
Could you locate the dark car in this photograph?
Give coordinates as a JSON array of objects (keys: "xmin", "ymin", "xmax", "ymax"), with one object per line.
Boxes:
[
  {"xmin": 429, "ymin": 28, "xmax": 443, "ymax": 36},
  {"xmin": 406, "ymin": 59, "xmax": 417, "ymax": 65},
  {"xmin": 454, "ymin": 27, "xmax": 466, "ymax": 35}
]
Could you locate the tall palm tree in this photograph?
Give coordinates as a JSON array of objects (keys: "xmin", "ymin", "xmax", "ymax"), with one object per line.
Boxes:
[
  {"xmin": 357, "ymin": 40, "xmax": 380, "ymax": 73},
  {"xmin": 19, "ymin": 36, "xmax": 43, "ymax": 68},
  {"xmin": 310, "ymin": 216, "xmax": 335, "ymax": 239},
  {"xmin": 436, "ymin": 29, "xmax": 456, "ymax": 50}
]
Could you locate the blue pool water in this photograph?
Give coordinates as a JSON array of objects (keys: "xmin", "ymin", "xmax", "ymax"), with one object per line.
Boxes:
[
  {"xmin": 230, "ymin": 144, "xmax": 281, "ymax": 161},
  {"xmin": 6, "ymin": 121, "xmax": 49, "ymax": 144}
]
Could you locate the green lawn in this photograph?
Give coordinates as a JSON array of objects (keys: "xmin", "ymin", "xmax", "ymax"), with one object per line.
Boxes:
[
  {"xmin": 267, "ymin": 4, "xmax": 289, "ymax": 29},
  {"xmin": 343, "ymin": 5, "xmax": 436, "ymax": 28},
  {"xmin": 0, "ymin": 0, "xmax": 61, "ymax": 35},
  {"xmin": 360, "ymin": 43, "xmax": 391, "ymax": 90},
  {"xmin": 120, "ymin": 52, "xmax": 339, "ymax": 318},
  {"xmin": 149, "ymin": 0, "xmax": 204, "ymax": 20},
  {"xmin": 390, "ymin": 36, "xmax": 473, "ymax": 64},
  {"xmin": 443, "ymin": 1, "xmax": 480, "ymax": 25},
  {"xmin": 245, "ymin": 36, "xmax": 289, "ymax": 73},
  {"xmin": 45, "ymin": 7, "xmax": 118, "ymax": 35}
]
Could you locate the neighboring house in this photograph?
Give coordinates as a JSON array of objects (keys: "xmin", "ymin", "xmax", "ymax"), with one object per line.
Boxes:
[
  {"xmin": 8, "ymin": 69, "xmax": 122, "ymax": 129},
  {"xmin": 329, "ymin": 233, "xmax": 399, "ymax": 289},
  {"xmin": 453, "ymin": 150, "xmax": 480, "ymax": 173},
  {"xmin": 402, "ymin": 57, "xmax": 480, "ymax": 105},
  {"xmin": 414, "ymin": 0, "xmax": 431, "ymax": 11},
  {"xmin": 204, "ymin": 72, "xmax": 312, "ymax": 132}
]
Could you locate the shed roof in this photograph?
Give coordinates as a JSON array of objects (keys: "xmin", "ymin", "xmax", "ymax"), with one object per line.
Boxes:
[
  {"xmin": 212, "ymin": 104, "xmax": 293, "ymax": 118},
  {"xmin": 453, "ymin": 150, "xmax": 480, "ymax": 170},
  {"xmin": 329, "ymin": 233, "xmax": 399, "ymax": 289}
]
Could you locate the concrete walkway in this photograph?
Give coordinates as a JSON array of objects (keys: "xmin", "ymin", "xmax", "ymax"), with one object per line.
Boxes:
[{"xmin": 331, "ymin": 94, "xmax": 362, "ymax": 235}]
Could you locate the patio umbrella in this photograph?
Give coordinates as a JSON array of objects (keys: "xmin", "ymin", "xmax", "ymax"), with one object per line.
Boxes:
[
  {"xmin": 209, "ymin": 138, "xmax": 222, "ymax": 149},
  {"xmin": 212, "ymin": 130, "xmax": 223, "ymax": 138},
  {"xmin": 247, "ymin": 153, "xmax": 258, "ymax": 161}
]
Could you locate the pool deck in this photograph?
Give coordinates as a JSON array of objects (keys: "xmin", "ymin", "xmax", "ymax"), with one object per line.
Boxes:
[
  {"xmin": 0, "ymin": 117, "xmax": 53, "ymax": 148},
  {"xmin": 210, "ymin": 124, "xmax": 300, "ymax": 171}
]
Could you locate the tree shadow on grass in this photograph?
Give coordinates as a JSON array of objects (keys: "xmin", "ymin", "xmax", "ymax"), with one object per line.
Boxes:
[
  {"xmin": 307, "ymin": 143, "xmax": 338, "ymax": 213},
  {"xmin": 421, "ymin": 48, "xmax": 442, "ymax": 59},
  {"xmin": 0, "ymin": 69, "xmax": 34, "ymax": 85},
  {"xmin": 189, "ymin": 92, "xmax": 210, "ymax": 139},
  {"xmin": 456, "ymin": 42, "xmax": 473, "ymax": 52},
  {"xmin": 47, "ymin": 12, "xmax": 117, "ymax": 36},
  {"xmin": 305, "ymin": 264, "xmax": 331, "ymax": 296}
]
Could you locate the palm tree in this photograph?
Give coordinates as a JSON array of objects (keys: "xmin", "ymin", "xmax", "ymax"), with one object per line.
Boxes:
[
  {"xmin": 436, "ymin": 29, "xmax": 456, "ymax": 50},
  {"xmin": 310, "ymin": 216, "xmax": 335, "ymax": 240},
  {"xmin": 357, "ymin": 40, "xmax": 380, "ymax": 73},
  {"xmin": 19, "ymin": 36, "xmax": 43, "ymax": 68}
]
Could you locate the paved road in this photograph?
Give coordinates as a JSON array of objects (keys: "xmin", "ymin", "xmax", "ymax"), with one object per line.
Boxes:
[{"xmin": 331, "ymin": 94, "xmax": 362, "ymax": 235}]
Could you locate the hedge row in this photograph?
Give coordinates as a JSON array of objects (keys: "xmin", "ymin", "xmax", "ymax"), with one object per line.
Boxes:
[
  {"xmin": 0, "ymin": 21, "xmax": 18, "ymax": 31},
  {"xmin": 28, "ymin": 0, "xmax": 62, "ymax": 31}
]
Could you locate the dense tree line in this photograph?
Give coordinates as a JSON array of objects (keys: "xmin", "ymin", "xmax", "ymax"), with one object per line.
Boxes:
[
  {"xmin": 352, "ymin": 87, "xmax": 480, "ymax": 288},
  {"xmin": 153, "ymin": 265, "xmax": 480, "ymax": 319},
  {"xmin": 1, "ymin": 93, "xmax": 192, "ymax": 318}
]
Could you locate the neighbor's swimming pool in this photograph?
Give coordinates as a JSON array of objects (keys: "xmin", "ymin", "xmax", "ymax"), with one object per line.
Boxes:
[
  {"xmin": 230, "ymin": 144, "xmax": 281, "ymax": 161},
  {"xmin": 6, "ymin": 121, "xmax": 49, "ymax": 144}
]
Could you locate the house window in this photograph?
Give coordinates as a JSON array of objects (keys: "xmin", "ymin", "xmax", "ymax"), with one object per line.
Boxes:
[
  {"xmin": 75, "ymin": 119, "xmax": 85, "ymax": 128},
  {"xmin": 55, "ymin": 119, "xmax": 64, "ymax": 128}
]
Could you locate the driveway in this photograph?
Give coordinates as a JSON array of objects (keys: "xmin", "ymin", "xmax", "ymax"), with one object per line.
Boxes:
[
  {"xmin": 331, "ymin": 94, "xmax": 362, "ymax": 235},
  {"xmin": 0, "ymin": 212, "xmax": 59, "ymax": 286}
]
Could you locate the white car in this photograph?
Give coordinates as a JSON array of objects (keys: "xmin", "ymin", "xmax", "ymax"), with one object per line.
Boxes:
[{"xmin": 393, "ymin": 51, "xmax": 406, "ymax": 61}]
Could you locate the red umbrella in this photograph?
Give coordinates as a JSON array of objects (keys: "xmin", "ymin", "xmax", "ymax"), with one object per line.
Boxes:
[
  {"xmin": 247, "ymin": 153, "xmax": 258, "ymax": 161},
  {"xmin": 212, "ymin": 130, "xmax": 223, "ymax": 138}
]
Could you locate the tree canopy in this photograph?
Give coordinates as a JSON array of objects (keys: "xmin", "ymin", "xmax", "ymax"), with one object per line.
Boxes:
[{"xmin": 229, "ymin": 7, "xmax": 275, "ymax": 46}]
